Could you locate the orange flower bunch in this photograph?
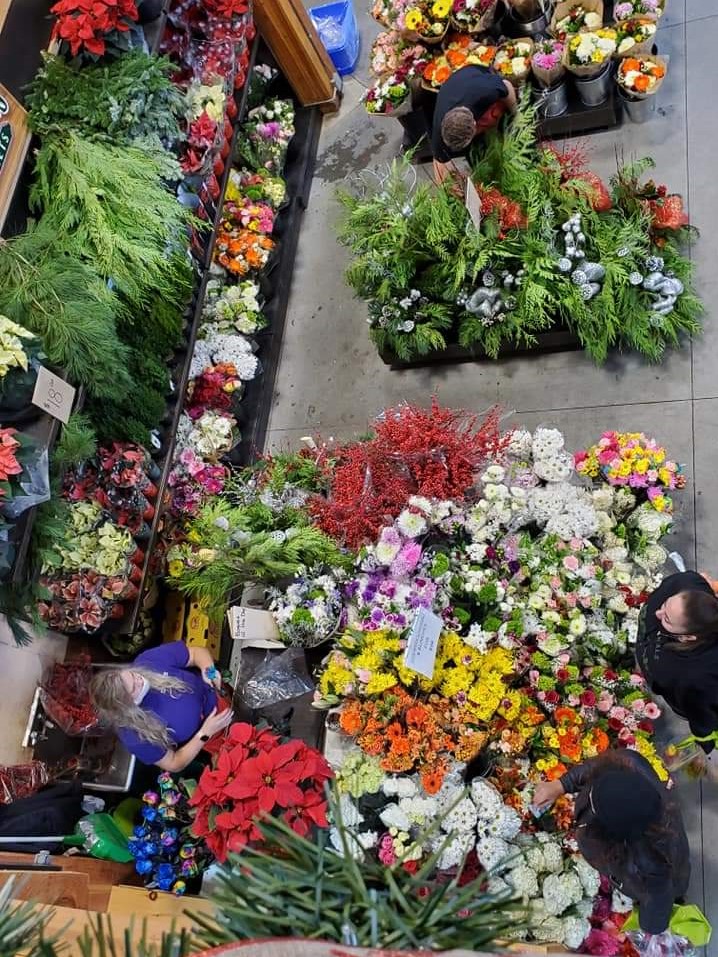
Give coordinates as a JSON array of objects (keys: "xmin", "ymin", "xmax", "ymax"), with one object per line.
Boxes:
[
  {"xmin": 339, "ymin": 685, "xmax": 485, "ymax": 792},
  {"xmin": 618, "ymin": 55, "xmax": 666, "ymax": 94},
  {"xmin": 422, "ymin": 33, "xmax": 495, "ymax": 87},
  {"xmin": 214, "ymin": 227, "xmax": 275, "ymax": 277}
]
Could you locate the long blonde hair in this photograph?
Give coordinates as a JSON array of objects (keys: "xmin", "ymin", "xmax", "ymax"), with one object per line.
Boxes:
[{"xmin": 90, "ymin": 667, "xmax": 190, "ymax": 750}]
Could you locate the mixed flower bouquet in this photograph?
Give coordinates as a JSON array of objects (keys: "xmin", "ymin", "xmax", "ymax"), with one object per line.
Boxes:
[
  {"xmin": 616, "ymin": 55, "xmax": 667, "ymax": 96},
  {"xmin": 403, "ymin": 0, "xmax": 452, "ymax": 39},
  {"xmin": 493, "ymin": 39, "xmax": 534, "ymax": 83},
  {"xmin": 551, "ymin": 2, "xmax": 603, "ymax": 39},
  {"xmin": 370, "ymin": 30, "xmax": 428, "ymax": 75},
  {"xmin": 564, "ymin": 28, "xmax": 617, "ymax": 74},
  {"xmin": 214, "ymin": 226, "xmax": 275, "ymax": 277},
  {"xmin": 226, "ymin": 168, "xmax": 287, "ymax": 209},
  {"xmin": 613, "ymin": 17, "xmax": 657, "ymax": 56},
  {"xmin": 269, "ymin": 570, "xmax": 346, "ymax": 647},
  {"xmin": 613, "ymin": 0, "xmax": 664, "ymax": 20},
  {"xmin": 189, "ymin": 722, "xmax": 332, "ymax": 862},
  {"xmin": 531, "ymin": 39, "xmax": 566, "ymax": 85},
  {"xmin": 365, "ymin": 64, "xmax": 424, "ymax": 115},
  {"xmin": 236, "ymin": 99, "xmax": 295, "ymax": 174},
  {"xmin": 574, "ymin": 431, "xmax": 683, "ymax": 513},
  {"xmin": 450, "ymin": 0, "xmax": 497, "ymax": 32},
  {"xmin": 422, "ymin": 34, "xmax": 495, "ymax": 89}
]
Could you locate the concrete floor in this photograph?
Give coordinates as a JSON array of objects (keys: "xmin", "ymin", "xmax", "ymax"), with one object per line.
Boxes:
[{"xmin": 273, "ymin": 0, "xmax": 718, "ymax": 947}]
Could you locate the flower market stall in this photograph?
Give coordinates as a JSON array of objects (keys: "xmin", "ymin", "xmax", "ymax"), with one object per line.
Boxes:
[
  {"xmin": 338, "ymin": 99, "xmax": 700, "ymax": 366},
  {"xmin": 118, "ymin": 399, "xmax": 692, "ymax": 956}
]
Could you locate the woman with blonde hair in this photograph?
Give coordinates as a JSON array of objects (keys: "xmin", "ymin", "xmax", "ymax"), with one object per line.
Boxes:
[{"xmin": 90, "ymin": 641, "xmax": 233, "ymax": 771}]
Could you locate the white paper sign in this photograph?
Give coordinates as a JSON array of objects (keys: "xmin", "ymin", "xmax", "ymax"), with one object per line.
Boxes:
[
  {"xmin": 465, "ymin": 178, "xmax": 482, "ymax": 231},
  {"xmin": 32, "ymin": 366, "xmax": 76, "ymax": 423},
  {"xmin": 227, "ymin": 605, "xmax": 284, "ymax": 648},
  {"xmin": 403, "ymin": 607, "xmax": 443, "ymax": 678}
]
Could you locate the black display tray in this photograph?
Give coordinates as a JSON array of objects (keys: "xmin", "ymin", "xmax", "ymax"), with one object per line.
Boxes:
[{"xmin": 379, "ymin": 323, "xmax": 582, "ymax": 370}]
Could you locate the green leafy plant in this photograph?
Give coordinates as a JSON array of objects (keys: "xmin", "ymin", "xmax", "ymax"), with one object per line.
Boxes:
[
  {"xmin": 27, "ymin": 51, "xmax": 183, "ymax": 178},
  {"xmin": 0, "ymin": 222, "xmax": 130, "ymax": 401},
  {"xmin": 30, "ymin": 133, "xmax": 192, "ymax": 312}
]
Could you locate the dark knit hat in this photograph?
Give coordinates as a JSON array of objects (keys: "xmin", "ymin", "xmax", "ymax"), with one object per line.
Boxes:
[{"xmin": 590, "ymin": 770, "xmax": 662, "ymax": 840}]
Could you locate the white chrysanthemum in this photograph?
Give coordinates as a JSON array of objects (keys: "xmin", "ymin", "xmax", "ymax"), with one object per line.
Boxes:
[
  {"xmin": 477, "ymin": 836, "xmax": 512, "ymax": 871},
  {"xmin": 562, "ymin": 915, "xmax": 591, "ymax": 949},
  {"xmin": 541, "ymin": 841, "xmax": 564, "ymax": 873},
  {"xmin": 533, "ymin": 916, "xmax": 565, "ymax": 943},
  {"xmin": 471, "ymin": 779, "xmax": 504, "ymax": 815},
  {"xmin": 396, "ymin": 509, "xmax": 428, "ymax": 538},
  {"xmin": 532, "ymin": 428, "xmax": 565, "ymax": 459},
  {"xmin": 507, "ymin": 429, "xmax": 533, "ymax": 458},
  {"xmin": 401, "ymin": 795, "xmax": 438, "ymax": 825},
  {"xmin": 442, "ymin": 797, "xmax": 479, "ymax": 834},
  {"xmin": 591, "ymin": 486, "xmax": 615, "ymax": 510},
  {"xmin": 533, "ymin": 452, "xmax": 574, "ymax": 483},
  {"xmin": 612, "ymin": 889, "xmax": 634, "ymax": 913},
  {"xmin": 465, "ymin": 624, "xmax": 492, "ymax": 652},
  {"xmin": 437, "ymin": 831, "xmax": 474, "ymax": 871},
  {"xmin": 573, "ymin": 856, "xmax": 601, "ymax": 898},
  {"xmin": 382, "ymin": 776, "xmax": 419, "ymax": 799},
  {"xmin": 467, "ymin": 542, "xmax": 488, "ymax": 562},
  {"xmin": 542, "ymin": 871, "xmax": 583, "ymax": 916},
  {"xmin": 481, "ymin": 465, "xmax": 506, "ymax": 484},
  {"xmin": 329, "ymin": 827, "xmax": 365, "ymax": 859},
  {"xmin": 407, "ymin": 495, "xmax": 433, "ymax": 515},
  {"xmin": 506, "ymin": 863, "xmax": 539, "ymax": 901},
  {"xmin": 379, "ymin": 803, "xmax": 411, "ymax": 831},
  {"xmin": 631, "ymin": 502, "xmax": 673, "ymax": 539},
  {"xmin": 569, "ymin": 614, "xmax": 587, "ymax": 637}
]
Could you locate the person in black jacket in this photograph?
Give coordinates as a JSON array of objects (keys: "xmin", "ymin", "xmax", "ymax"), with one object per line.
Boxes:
[
  {"xmin": 533, "ymin": 750, "xmax": 689, "ymax": 934},
  {"xmin": 635, "ymin": 570, "xmax": 718, "ymax": 757}
]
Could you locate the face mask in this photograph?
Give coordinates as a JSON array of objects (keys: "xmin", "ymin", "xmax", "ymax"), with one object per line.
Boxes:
[{"xmin": 133, "ymin": 676, "xmax": 150, "ymax": 705}]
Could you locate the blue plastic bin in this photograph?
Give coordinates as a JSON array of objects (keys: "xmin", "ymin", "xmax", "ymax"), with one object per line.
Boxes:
[{"xmin": 308, "ymin": 0, "xmax": 360, "ymax": 76}]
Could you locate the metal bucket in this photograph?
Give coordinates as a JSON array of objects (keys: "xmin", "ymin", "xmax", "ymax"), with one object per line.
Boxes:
[
  {"xmin": 537, "ymin": 78, "xmax": 568, "ymax": 117},
  {"xmin": 508, "ymin": 3, "xmax": 552, "ymax": 37},
  {"xmin": 573, "ymin": 61, "xmax": 613, "ymax": 107},
  {"xmin": 619, "ymin": 89, "xmax": 655, "ymax": 123}
]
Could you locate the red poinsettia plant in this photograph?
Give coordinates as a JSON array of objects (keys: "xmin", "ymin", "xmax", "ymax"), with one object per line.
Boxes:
[
  {"xmin": 204, "ymin": 0, "xmax": 250, "ymax": 17},
  {"xmin": 189, "ymin": 722, "xmax": 333, "ymax": 863},
  {"xmin": 50, "ymin": 0, "xmax": 139, "ymax": 58}
]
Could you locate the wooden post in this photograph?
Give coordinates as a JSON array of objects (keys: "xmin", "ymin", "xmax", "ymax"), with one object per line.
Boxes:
[
  {"xmin": 0, "ymin": 82, "xmax": 30, "ymax": 232},
  {"xmin": 254, "ymin": 0, "xmax": 340, "ymax": 113}
]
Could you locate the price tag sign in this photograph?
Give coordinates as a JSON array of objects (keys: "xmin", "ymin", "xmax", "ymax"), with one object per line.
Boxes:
[
  {"xmin": 403, "ymin": 606, "xmax": 443, "ymax": 678},
  {"xmin": 465, "ymin": 178, "xmax": 482, "ymax": 231},
  {"xmin": 227, "ymin": 605, "xmax": 284, "ymax": 648},
  {"xmin": 32, "ymin": 366, "xmax": 75, "ymax": 423}
]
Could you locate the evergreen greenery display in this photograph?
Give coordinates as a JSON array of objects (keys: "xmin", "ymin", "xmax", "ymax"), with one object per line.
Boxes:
[{"xmin": 338, "ymin": 96, "xmax": 702, "ymax": 363}]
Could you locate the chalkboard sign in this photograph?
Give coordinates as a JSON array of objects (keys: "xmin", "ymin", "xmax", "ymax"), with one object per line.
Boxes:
[{"xmin": 0, "ymin": 83, "xmax": 30, "ymax": 232}]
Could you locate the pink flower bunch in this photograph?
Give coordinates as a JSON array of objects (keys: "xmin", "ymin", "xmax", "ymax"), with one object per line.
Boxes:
[
  {"xmin": 532, "ymin": 39, "xmax": 565, "ymax": 70},
  {"xmin": 168, "ymin": 448, "xmax": 228, "ymax": 517}
]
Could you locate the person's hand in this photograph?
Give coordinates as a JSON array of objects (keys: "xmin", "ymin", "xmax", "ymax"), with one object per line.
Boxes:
[
  {"xmin": 202, "ymin": 664, "xmax": 222, "ymax": 690},
  {"xmin": 532, "ymin": 779, "xmax": 564, "ymax": 810},
  {"xmin": 199, "ymin": 707, "xmax": 233, "ymax": 739},
  {"xmin": 700, "ymin": 571, "xmax": 718, "ymax": 593}
]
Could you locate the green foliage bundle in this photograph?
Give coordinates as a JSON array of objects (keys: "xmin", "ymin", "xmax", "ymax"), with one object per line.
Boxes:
[
  {"xmin": 30, "ymin": 132, "xmax": 192, "ymax": 312},
  {"xmin": 27, "ymin": 51, "xmax": 183, "ymax": 178},
  {"xmin": 338, "ymin": 96, "xmax": 702, "ymax": 363},
  {"xmin": 0, "ymin": 221, "xmax": 130, "ymax": 402},
  {"xmin": 172, "ymin": 497, "xmax": 348, "ymax": 615}
]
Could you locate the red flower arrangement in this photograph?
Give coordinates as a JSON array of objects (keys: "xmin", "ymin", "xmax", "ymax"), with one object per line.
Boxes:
[
  {"xmin": 50, "ymin": 0, "xmax": 139, "ymax": 57},
  {"xmin": 475, "ymin": 185, "xmax": 527, "ymax": 237},
  {"xmin": 186, "ymin": 363, "xmax": 242, "ymax": 420},
  {"xmin": 310, "ymin": 400, "xmax": 509, "ymax": 548},
  {"xmin": 542, "ymin": 144, "xmax": 613, "ymax": 212},
  {"xmin": 189, "ymin": 722, "xmax": 333, "ymax": 862},
  {"xmin": 204, "ymin": 0, "xmax": 250, "ymax": 17}
]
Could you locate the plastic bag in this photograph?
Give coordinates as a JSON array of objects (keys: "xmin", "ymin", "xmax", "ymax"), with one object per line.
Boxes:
[
  {"xmin": 40, "ymin": 658, "xmax": 101, "ymax": 736},
  {"xmin": 313, "ymin": 14, "xmax": 344, "ymax": 48},
  {"xmin": 626, "ymin": 931, "xmax": 696, "ymax": 957},
  {"xmin": 2, "ymin": 441, "xmax": 51, "ymax": 519},
  {"xmin": 241, "ymin": 648, "xmax": 314, "ymax": 709},
  {"xmin": 0, "ymin": 761, "xmax": 49, "ymax": 804}
]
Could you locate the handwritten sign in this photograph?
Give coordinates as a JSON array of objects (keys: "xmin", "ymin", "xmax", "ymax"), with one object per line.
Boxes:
[
  {"xmin": 227, "ymin": 605, "xmax": 284, "ymax": 648},
  {"xmin": 403, "ymin": 606, "xmax": 443, "ymax": 678},
  {"xmin": 32, "ymin": 366, "xmax": 76, "ymax": 423},
  {"xmin": 0, "ymin": 83, "xmax": 31, "ymax": 232},
  {"xmin": 465, "ymin": 178, "xmax": 482, "ymax": 231}
]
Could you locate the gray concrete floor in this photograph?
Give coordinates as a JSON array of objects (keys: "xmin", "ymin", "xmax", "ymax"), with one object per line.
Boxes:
[{"xmin": 276, "ymin": 0, "xmax": 718, "ymax": 945}]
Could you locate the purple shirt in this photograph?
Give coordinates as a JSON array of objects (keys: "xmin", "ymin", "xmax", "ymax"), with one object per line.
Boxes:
[{"xmin": 117, "ymin": 642, "xmax": 216, "ymax": 765}]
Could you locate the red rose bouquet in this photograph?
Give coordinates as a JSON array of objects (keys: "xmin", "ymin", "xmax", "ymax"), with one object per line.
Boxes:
[{"xmin": 189, "ymin": 722, "xmax": 333, "ymax": 862}]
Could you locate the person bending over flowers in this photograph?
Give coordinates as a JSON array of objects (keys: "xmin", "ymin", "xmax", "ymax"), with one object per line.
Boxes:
[
  {"xmin": 90, "ymin": 641, "xmax": 233, "ymax": 771},
  {"xmin": 635, "ymin": 569, "xmax": 718, "ymax": 770},
  {"xmin": 431, "ymin": 64, "xmax": 517, "ymax": 185},
  {"xmin": 533, "ymin": 749, "xmax": 689, "ymax": 935}
]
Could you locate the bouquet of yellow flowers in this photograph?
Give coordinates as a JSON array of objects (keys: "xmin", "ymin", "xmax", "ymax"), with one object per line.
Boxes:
[{"xmin": 403, "ymin": 0, "xmax": 452, "ymax": 41}]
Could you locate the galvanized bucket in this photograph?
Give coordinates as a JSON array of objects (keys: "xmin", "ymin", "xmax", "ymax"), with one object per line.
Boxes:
[
  {"xmin": 619, "ymin": 89, "xmax": 655, "ymax": 123},
  {"xmin": 537, "ymin": 77, "xmax": 568, "ymax": 117},
  {"xmin": 573, "ymin": 61, "xmax": 613, "ymax": 106},
  {"xmin": 507, "ymin": 3, "xmax": 553, "ymax": 37}
]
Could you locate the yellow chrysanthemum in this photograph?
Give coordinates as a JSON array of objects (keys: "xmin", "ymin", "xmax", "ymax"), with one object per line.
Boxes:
[{"xmin": 366, "ymin": 672, "xmax": 398, "ymax": 695}]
